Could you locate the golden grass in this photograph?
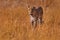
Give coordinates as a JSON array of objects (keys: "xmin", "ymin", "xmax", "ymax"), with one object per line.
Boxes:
[{"xmin": 0, "ymin": 0, "xmax": 60, "ymax": 40}]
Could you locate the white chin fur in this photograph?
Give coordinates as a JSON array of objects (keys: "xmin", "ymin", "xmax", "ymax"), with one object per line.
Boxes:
[{"xmin": 30, "ymin": 15, "xmax": 35, "ymax": 22}]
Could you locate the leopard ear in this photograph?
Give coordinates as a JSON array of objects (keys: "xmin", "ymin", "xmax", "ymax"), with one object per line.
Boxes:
[
  {"xmin": 37, "ymin": 7, "xmax": 42, "ymax": 9},
  {"xmin": 32, "ymin": 7, "xmax": 36, "ymax": 9},
  {"xmin": 37, "ymin": 7, "xmax": 43, "ymax": 10}
]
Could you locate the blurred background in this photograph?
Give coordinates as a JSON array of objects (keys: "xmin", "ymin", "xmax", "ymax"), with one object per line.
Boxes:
[{"xmin": 0, "ymin": 0, "xmax": 60, "ymax": 40}]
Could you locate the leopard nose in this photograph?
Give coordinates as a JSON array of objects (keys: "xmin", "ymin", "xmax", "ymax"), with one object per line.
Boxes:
[{"xmin": 30, "ymin": 14, "xmax": 33, "ymax": 16}]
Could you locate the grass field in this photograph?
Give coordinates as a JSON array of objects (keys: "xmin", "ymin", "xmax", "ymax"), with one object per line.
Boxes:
[{"xmin": 0, "ymin": 0, "xmax": 60, "ymax": 40}]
